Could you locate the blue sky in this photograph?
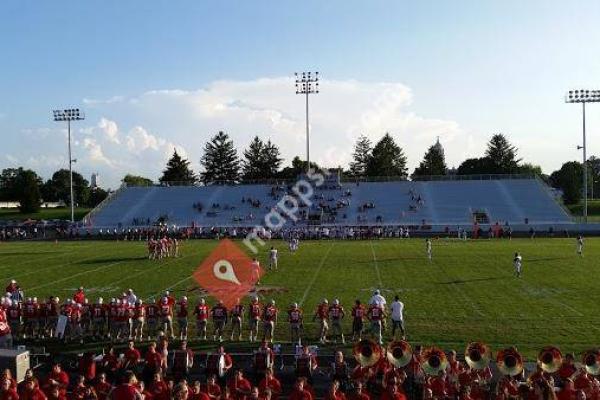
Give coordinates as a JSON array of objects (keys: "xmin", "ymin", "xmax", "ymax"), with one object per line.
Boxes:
[{"xmin": 1, "ymin": 1, "xmax": 599, "ymax": 188}]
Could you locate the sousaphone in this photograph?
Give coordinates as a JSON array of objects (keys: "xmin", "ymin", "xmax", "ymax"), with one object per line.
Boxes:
[
  {"xmin": 353, "ymin": 339, "xmax": 382, "ymax": 368},
  {"xmin": 582, "ymin": 349, "xmax": 600, "ymax": 375},
  {"xmin": 386, "ymin": 340, "xmax": 413, "ymax": 368},
  {"xmin": 538, "ymin": 346, "xmax": 562, "ymax": 373},
  {"xmin": 465, "ymin": 342, "xmax": 491, "ymax": 370},
  {"xmin": 496, "ymin": 347, "xmax": 524, "ymax": 376},
  {"xmin": 421, "ymin": 346, "xmax": 448, "ymax": 375}
]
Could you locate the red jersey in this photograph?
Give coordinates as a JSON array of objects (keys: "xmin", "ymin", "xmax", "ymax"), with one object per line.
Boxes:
[
  {"xmin": 91, "ymin": 304, "xmax": 106, "ymax": 319},
  {"xmin": 288, "ymin": 308, "xmax": 303, "ymax": 323},
  {"xmin": 368, "ymin": 305, "xmax": 384, "ymax": 321},
  {"xmin": 315, "ymin": 304, "xmax": 329, "ymax": 320},
  {"xmin": 23, "ymin": 303, "xmax": 38, "ymax": 319},
  {"xmin": 133, "ymin": 305, "xmax": 145, "ymax": 319},
  {"xmin": 258, "ymin": 377, "xmax": 282, "ymax": 400},
  {"xmin": 211, "ymin": 306, "xmax": 228, "ymax": 321},
  {"xmin": 176, "ymin": 302, "xmax": 188, "ymax": 318},
  {"xmin": 231, "ymin": 304, "xmax": 244, "ymax": 317},
  {"xmin": 7, "ymin": 305, "xmax": 20, "ymax": 321},
  {"xmin": 159, "ymin": 303, "xmax": 172, "ymax": 317},
  {"xmin": 329, "ymin": 305, "xmax": 344, "ymax": 320},
  {"xmin": 94, "ymin": 382, "xmax": 112, "ymax": 400},
  {"xmin": 193, "ymin": 305, "xmax": 208, "ymax": 321},
  {"xmin": 249, "ymin": 303, "xmax": 261, "ymax": 320},
  {"xmin": 351, "ymin": 305, "xmax": 366, "ymax": 320},
  {"xmin": 73, "ymin": 291, "xmax": 85, "ymax": 305},
  {"xmin": 0, "ymin": 309, "xmax": 11, "ymax": 336},
  {"xmin": 227, "ymin": 378, "xmax": 251, "ymax": 400},
  {"xmin": 263, "ymin": 306, "xmax": 277, "ymax": 322},
  {"xmin": 146, "ymin": 304, "xmax": 160, "ymax": 319},
  {"xmin": 110, "ymin": 384, "xmax": 139, "ymax": 400}
]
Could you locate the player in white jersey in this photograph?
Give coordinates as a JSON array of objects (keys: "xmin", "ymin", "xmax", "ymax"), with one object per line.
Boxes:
[
  {"xmin": 425, "ymin": 239, "xmax": 432, "ymax": 261},
  {"xmin": 577, "ymin": 235, "xmax": 584, "ymax": 256},
  {"xmin": 269, "ymin": 246, "xmax": 278, "ymax": 271},
  {"xmin": 513, "ymin": 252, "xmax": 522, "ymax": 277}
]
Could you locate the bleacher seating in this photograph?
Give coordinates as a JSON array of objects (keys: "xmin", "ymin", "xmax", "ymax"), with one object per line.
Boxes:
[{"xmin": 85, "ymin": 179, "xmax": 572, "ymax": 229}]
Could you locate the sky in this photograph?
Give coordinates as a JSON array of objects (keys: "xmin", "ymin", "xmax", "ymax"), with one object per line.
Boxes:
[{"xmin": 1, "ymin": 0, "xmax": 600, "ymax": 188}]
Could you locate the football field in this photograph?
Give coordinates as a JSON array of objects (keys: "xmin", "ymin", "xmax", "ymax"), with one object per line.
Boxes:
[{"xmin": 0, "ymin": 237, "xmax": 598, "ymax": 357}]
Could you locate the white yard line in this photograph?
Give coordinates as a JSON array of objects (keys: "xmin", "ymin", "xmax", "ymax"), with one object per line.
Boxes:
[
  {"xmin": 28, "ymin": 260, "xmax": 129, "ymax": 291},
  {"xmin": 369, "ymin": 241, "xmax": 383, "ymax": 289},
  {"xmin": 299, "ymin": 243, "xmax": 334, "ymax": 307}
]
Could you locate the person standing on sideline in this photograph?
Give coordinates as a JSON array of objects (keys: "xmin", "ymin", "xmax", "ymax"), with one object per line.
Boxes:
[
  {"xmin": 577, "ymin": 235, "xmax": 584, "ymax": 257},
  {"xmin": 269, "ymin": 247, "xmax": 278, "ymax": 271},
  {"xmin": 513, "ymin": 252, "xmax": 523, "ymax": 278},
  {"xmin": 390, "ymin": 296, "xmax": 405, "ymax": 340},
  {"xmin": 425, "ymin": 239, "xmax": 432, "ymax": 261}
]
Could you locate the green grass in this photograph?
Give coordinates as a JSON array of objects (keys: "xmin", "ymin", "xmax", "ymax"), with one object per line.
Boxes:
[
  {"xmin": 0, "ymin": 238, "xmax": 597, "ymax": 358},
  {"xmin": 0, "ymin": 207, "xmax": 91, "ymax": 221}
]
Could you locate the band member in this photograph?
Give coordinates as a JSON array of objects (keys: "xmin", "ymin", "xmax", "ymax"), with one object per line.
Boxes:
[
  {"xmin": 259, "ymin": 369, "xmax": 282, "ymax": 400},
  {"xmin": 288, "ymin": 303, "xmax": 304, "ymax": 345},
  {"xmin": 206, "ymin": 346, "xmax": 233, "ymax": 386},
  {"xmin": 227, "ymin": 370, "xmax": 252, "ymax": 400},
  {"xmin": 123, "ymin": 340, "xmax": 141, "ymax": 370},
  {"xmin": 159, "ymin": 297, "xmax": 174, "ymax": 338},
  {"xmin": 132, "ymin": 300, "xmax": 145, "ymax": 342},
  {"xmin": 263, "ymin": 300, "xmax": 278, "ymax": 343},
  {"xmin": 351, "ymin": 300, "xmax": 366, "ymax": 341},
  {"xmin": 313, "ymin": 299, "xmax": 329, "ymax": 344},
  {"xmin": 146, "ymin": 299, "xmax": 160, "ymax": 340},
  {"xmin": 289, "ymin": 378, "xmax": 313, "ymax": 400},
  {"xmin": 193, "ymin": 298, "xmax": 209, "ymax": 340},
  {"xmin": 329, "ymin": 299, "xmax": 345, "ymax": 344},
  {"xmin": 513, "ymin": 252, "xmax": 523, "ymax": 278},
  {"xmin": 172, "ymin": 340, "xmax": 194, "ymax": 381},
  {"xmin": 296, "ymin": 346, "xmax": 318, "ymax": 385},
  {"xmin": 367, "ymin": 302, "xmax": 385, "ymax": 345},
  {"xmin": 330, "ymin": 351, "xmax": 351, "ymax": 393},
  {"xmin": 7, "ymin": 301, "xmax": 20, "ymax": 340},
  {"xmin": 350, "ymin": 382, "xmax": 371, "ymax": 400},
  {"xmin": 230, "ymin": 300, "xmax": 244, "ymax": 341},
  {"xmin": 202, "ymin": 375, "xmax": 222, "ymax": 400},
  {"xmin": 254, "ymin": 340, "xmax": 275, "ymax": 383},
  {"xmin": 248, "ymin": 297, "xmax": 262, "ymax": 342},
  {"xmin": 176, "ymin": 296, "xmax": 189, "ymax": 341},
  {"xmin": 211, "ymin": 301, "xmax": 228, "ymax": 342}
]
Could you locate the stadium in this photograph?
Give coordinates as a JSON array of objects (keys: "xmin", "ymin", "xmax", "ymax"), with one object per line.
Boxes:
[{"xmin": 2, "ymin": 2, "xmax": 600, "ymax": 400}]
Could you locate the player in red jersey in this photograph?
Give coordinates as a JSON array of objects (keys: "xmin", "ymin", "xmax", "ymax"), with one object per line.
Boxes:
[
  {"xmin": 192, "ymin": 299, "xmax": 208, "ymax": 340},
  {"xmin": 288, "ymin": 303, "xmax": 304, "ymax": 345},
  {"xmin": 367, "ymin": 303, "xmax": 385, "ymax": 345},
  {"xmin": 159, "ymin": 297, "xmax": 174, "ymax": 338},
  {"xmin": 91, "ymin": 298, "xmax": 107, "ymax": 339},
  {"xmin": 0, "ymin": 299, "xmax": 12, "ymax": 348},
  {"xmin": 211, "ymin": 301, "xmax": 228, "ymax": 342},
  {"xmin": 329, "ymin": 299, "xmax": 346, "ymax": 344},
  {"xmin": 7, "ymin": 300, "xmax": 20, "ymax": 340},
  {"xmin": 351, "ymin": 300, "xmax": 366, "ymax": 341},
  {"xmin": 175, "ymin": 297, "xmax": 189, "ymax": 341},
  {"xmin": 132, "ymin": 299, "xmax": 145, "ymax": 341},
  {"xmin": 145, "ymin": 300, "xmax": 160, "ymax": 340},
  {"xmin": 230, "ymin": 299, "xmax": 244, "ymax": 341},
  {"xmin": 312, "ymin": 299, "xmax": 329, "ymax": 344},
  {"xmin": 69, "ymin": 303, "xmax": 83, "ymax": 342},
  {"xmin": 262, "ymin": 300, "xmax": 278, "ymax": 343},
  {"xmin": 248, "ymin": 297, "xmax": 261, "ymax": 343},
  {"xmin": 23, "ymin": 298, "xmax": 39, "ymax": 339},
  {"xmin": 45, "ymin": 296, "xmax": 60, "ymax": 338}
]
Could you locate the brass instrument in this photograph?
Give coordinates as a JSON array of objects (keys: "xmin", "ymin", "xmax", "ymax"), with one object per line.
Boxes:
[
  {"xmin": 496, "ymin": 347, "xmax": 524, "ymax": 376},
  {"xmin": 538, "ymin": 346, "xmax": 562, "ymax": 373},
  {"xmin": 582, "ymin": 349, "xmax": 600, "ymax": 375},
  {"xmin": 386, "ymin": 340, "xmax": 413, "ymax": 368},
  {"xmin": 421, "ymin": 346, "xmax": 448, "ymax": 376},
  {"xmin": 353, "ymin": 339, "xmax": 382, "ymax": 368},
  {"xmin": 465, "ymin": 342, "xmax": 491, "ymax": 370}
]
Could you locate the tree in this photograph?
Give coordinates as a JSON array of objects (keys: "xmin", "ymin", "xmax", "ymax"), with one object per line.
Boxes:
[
  {"xmin": 518, "ymin": 163, "xmax": 543, "ymax": 177},
  {"xmin": 278, "ymin": 156, "xmax": 320, "ymax": 179},
  {"xmin": 15, "ymin": 170, "xmax": 42, "ymax": 213},
  {"xmin": 349, "ymin": 135, "xmax": 373, "ymax": 177},
  {"xmin": 122, "ymin": 174, "xmax": 153, "ymax": 187},
  {"xmin": 365, "ymin": 133, "xmax": 408, "ymax": 178},
  {"xmin": 200, "ymin": 131, "xmax": 240, "ymax": 184},
  {"xmin": 550, "ymin": 161, "xmax": 583, "ymax": 205},
  {"xmin": 241, "ymin": 136, "xmax": 283, "ymax": 181},
  {"xmin": 456, "ymin": 158, "xmax": 494, "ymax": 175},
  {"xmin": 88, "ymin": 187, "xmax": 109, "ymax": 207},
  {"xmin": 160, "ymin": 150, "xmax": 197, "ymax": 185},
  {"xmin": 484, "ymin": 134, "xmax": 521, "ymax": 174},
  {"xmin": 412, "ymin": 138, "xmax": 447, "ymax": 179},
  {"xmin": 0, "ymin": 168, "xmax": 24, "ymax": 201},
  {"xmin": 43, "ymin": 169, "xmax": 90, "ymax": 206}
]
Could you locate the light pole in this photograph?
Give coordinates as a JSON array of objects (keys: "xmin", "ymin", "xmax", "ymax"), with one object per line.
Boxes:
[
  {"xmin": 295, "ymin": 71, "xmax": 319, "ymax": 174},
  {"xmin": 566, "ymin": 89, "xmax": 600, "ymax": 222},
  {"xmin": 53, "ymin": 108, "xmax": 85, "ymax": 223}
]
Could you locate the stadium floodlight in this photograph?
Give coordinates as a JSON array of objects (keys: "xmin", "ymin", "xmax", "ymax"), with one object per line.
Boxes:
[
  {"xmin": 52, "ymin": 108, "xmax": 85, "ymax": 223},
  {"xmin": 565, "ymin": 90, "xmax": 600, "ymax": 223},
  {"xmin": 295, "ymin": 71, "xmax": 319, "ymax": 174}
]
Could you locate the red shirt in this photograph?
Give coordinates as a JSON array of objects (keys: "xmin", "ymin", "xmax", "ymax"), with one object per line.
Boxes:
[
  {"xmin": 351, "ymin": 305, "xmax": 365, "ymax": 320},
  {"xmin": 21, "ymin": 389, "xmax": 46, "ymax": 400},
  {"xmin": 231, "ymin": 304, "xmax": 244, "ymax": 317},
  {"xmin": 146, "ymin": 305, "xmax": 159, "ymax": 319},
  {"xmin": 145, "ymin": 351, "xmax": 162, "ymax": 369},
  {"xmin": 381, "ymin": 391, "xmax": 406, "ymax": 400},
  {"xmin": 368, "ymin": 305, "xmax": 383, "ymax": 321},
  {"xmin": 200, "ymin": 384, "xmax": 220, "ymax": 399},
  {"xmin": 189, "ymin": 392, "xmax": 209, "ymax": 400},
  {"xmin": 73, "ymin": 291, "xmax": 85, "ymax": 305},
  {"xmin": 258, "ymin": 377, "xmax": 282, "ymax": 400},
  {"xmin": 263, "ymin": 306, "xmax": 277, "ymax": 322},
  {"xmin": 227, "ymin": 378, "xmax": 251, "ymax": 400},
  {"xmin": 176, "ymin": 302, "xmax": 188, "ymax": 318},
  {"xmin": 0, "ymin": 389, "xmax": 19, "ymax": 400},
  {"xmin": 329, "ymin": 305, "xmax": 344, "ymax": 320},
  {"xmin": 288, "ymin": 308, "xmax": 302, "ymax": 323},
  {"xmin": 44, "ymin": 372, "xmax": 69, "ymax": 396},
  {"xmin": 110, "ymin": 385, "xmax": 139, "ymax": 400},
  {"xmin": 349, "ymin": 393, "xmax": 370, "ymax": 400},
  {"xmin": 125, "ymin": 348, "xmax": 141, "ymax": 366},
  {"xmin": 148, "ymin": 381, "xmax": 168, "ymax": 400},
  {"xmin": 315, "ymin": 304, "xmax": 328, "ymax": 320},
  {"xmin": 289, "ymin": 390, "xmax": 312, "ymax": 400},
  {"xmin": 249, "ymin": 303, "xmax": 261, "ymax": 319},
  {"xmin": 325, "ymin": 392, "xmax": 346, "ymax": 400},
  {"xmin": 193, "ymin": 305, "xmax": 208, "ymax": 321},
  {"xmin": 94, "ymin": 383, "xmax": 112, "ymax": 400}
]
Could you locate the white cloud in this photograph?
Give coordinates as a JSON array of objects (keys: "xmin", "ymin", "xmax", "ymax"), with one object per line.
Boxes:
[
  {"xmin": 98, "ymin": 118, "xmax": 120, "ymax": 144},
  {"xmin": 82, "ymin": 138, "xmax": 115, "ymax": 167}
]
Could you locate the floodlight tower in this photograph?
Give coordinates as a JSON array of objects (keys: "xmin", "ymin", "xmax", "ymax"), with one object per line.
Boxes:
[
  {"xmin": 53, "ymin": 108, "xmax": 85, "ymax": 223},
  {"xmin": 295, "ymin": 71, "xmax": 319, "ymax": 174},
  {"xmin": 565, "ymin": 90, "xmax": 600, "ymax": 223}
]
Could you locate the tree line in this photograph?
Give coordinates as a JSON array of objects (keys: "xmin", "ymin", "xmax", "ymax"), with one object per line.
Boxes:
[{"xmin": 1, "ymin": 131, "xmax": 597, "ymax": 214}]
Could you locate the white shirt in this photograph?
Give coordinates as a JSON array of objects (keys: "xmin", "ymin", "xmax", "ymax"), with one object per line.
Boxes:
[
  {"xmin": 270, "ymin": 249, "xmax": 278, "ymax": 259},
  {"xmin": 126, "ymin": 293, "xmax": 137, "ymax": 305},
  {"xmin": 390, "ymin": 300, "xmax": 404, "ymax": 321},
  {"xmin": 369, "ymin": 294, "xmax": 387, "ymax": 306}
]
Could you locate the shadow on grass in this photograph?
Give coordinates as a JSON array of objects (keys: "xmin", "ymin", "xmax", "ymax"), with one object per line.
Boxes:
[
  {"xmin": 436, "ymin": 276, "xmax": 503, "ymax": 285},
  {"xmin": 0, "ymin": 252, "xmax": 64, "ymax": 256},
  {"xmin": 79, "ymin": 256, "xmax": 148, "ymax": 264}
]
